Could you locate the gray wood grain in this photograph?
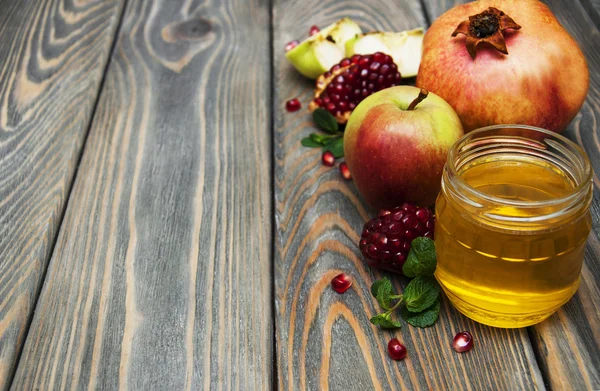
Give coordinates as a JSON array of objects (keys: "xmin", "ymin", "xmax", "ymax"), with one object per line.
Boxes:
[
  {"xmin": 10, "ymin": 0, "xmax": 273, "ymax": 389},
  {"xmin": 422, "ymin": 0, "xmax": 600, "ymax": 389},
  {"xmin": 0, "ymin": 0, "xmax": 125, "ymax": 389},
  {"xmin": 273, "ymin": 1, "xmax": 544, "ymax": 390}
]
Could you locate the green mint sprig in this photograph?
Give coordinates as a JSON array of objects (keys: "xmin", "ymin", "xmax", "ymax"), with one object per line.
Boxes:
[
  {"xmin": 369, "ymin": 237, "xmax": 441, "ymax": 329},
  {"xmin": 301, "ymin": 108, "xmax": 344, "ymax": 158}
]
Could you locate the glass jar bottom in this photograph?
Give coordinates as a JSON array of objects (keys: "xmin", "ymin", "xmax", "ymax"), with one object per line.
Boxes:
[{"xmin": 439, "ymin": 279, "xmax": 580, "ymax": 328}]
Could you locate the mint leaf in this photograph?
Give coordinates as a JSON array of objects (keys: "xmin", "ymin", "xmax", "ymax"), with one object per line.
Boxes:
[
  {"xmin": 402, "ymin": 237, "xmax": 437, "ymax": 278},
  {"xmin": 370, "ymin": 313, "xmax": 402, "ymax": 329},
  {"xmin": 401, "ymin": 299, "xmax": 440, "ymax": 328},
  {"xmin": 313, "ymin": 108, "xmax": 339, "ymax": 134},
  {"xmin": 371, "ymin": 278, "xmax": 393, "ymax": 310},
  {"xmin": 301, "ymin": 137, "xmax": 322, "ymax": 148},
  {"xmin": 310, "ymin": 133, "xmax": 326, "ymax": 144},
  {"xmin": 403, "ymin": 276, "xmax": 440, "ymax": 313},
  {"xmin": 323, "ymin": 137, "xmax": 344, "ymax": 158}
]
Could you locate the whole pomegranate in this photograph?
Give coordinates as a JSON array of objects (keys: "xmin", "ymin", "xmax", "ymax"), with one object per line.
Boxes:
[{"xmin": 416, "ymin": 0, "xmax": 589, "ymax": 133}]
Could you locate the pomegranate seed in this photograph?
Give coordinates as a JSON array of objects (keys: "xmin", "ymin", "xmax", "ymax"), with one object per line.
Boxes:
[
  {"xmin": 322, "ymin": 151, "xmax": 335, "ymax": 166},
  {"xmin": 285, "ymin": 98, "xmax": 301, "ymax": 112},
  {"xmin": 331, "ymin": 273, "xmax": 352, "ymax": 293},
  {"xmin": 340, "ymin": 162, "xmax": 351, "ymax": 179},
  {"xmin": 387, "ymin": 338, "xmax": 407, "ymax": 361},
  {"xmin": 310, "ymin": 53, "xmax": 401, "ymax": 119},
  {"xmin": 309, "ymin": 25, "xmax": 320, "ymax": 36},
  {"xmin": 359, "ymin": 203, "xmax": 435, "ymax": 274},
  {"xmin": 452, "ymin": 331, "xmax": 474, "ymax": 353},
  {"xmin": 285, "ymin": 40, "xmax": 299, "ymax": 52}
]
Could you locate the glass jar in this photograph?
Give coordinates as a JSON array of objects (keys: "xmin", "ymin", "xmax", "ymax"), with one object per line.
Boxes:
[{"xmin": 435, "ymin": 125, "xmax": 593, "ymax": 328}]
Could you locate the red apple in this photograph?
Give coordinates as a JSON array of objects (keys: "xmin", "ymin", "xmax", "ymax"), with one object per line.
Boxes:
[
  {"xmin": 416, "ymin": 0, "xmax": 589, "ymax": 133},
  {"xmin": 344, "ymin": 86, "xmax": 464, "ymax": 208}
]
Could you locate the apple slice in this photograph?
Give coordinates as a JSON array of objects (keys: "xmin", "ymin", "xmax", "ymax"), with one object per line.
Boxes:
[
  {"xmin": 286, "ymin": 18, "xmax": 362, "ymax": 79},
  {"xmin": 345, "ymin": 28, "xmax": 425, "ymax": 78}
]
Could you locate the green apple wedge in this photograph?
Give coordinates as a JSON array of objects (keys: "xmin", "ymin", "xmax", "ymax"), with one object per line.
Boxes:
[
  {"xmin": 345, "ymin": 28, "xmax": 425, "ymax": 78},
  {"xmin": 286, "ymin": 18, "xmax": 362, "ymax": 79}
]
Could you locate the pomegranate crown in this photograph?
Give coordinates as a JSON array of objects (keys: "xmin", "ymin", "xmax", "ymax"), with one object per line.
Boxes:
[{"xmin": 452, "ymin": 7, "xmax": 521, "ymax": 59}]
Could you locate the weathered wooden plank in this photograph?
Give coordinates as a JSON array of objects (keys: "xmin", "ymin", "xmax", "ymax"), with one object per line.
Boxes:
[
  {"xmin": 10, "ymin": 0, "xmax": 272, "ymax": 389},
  {"xmin": 421, "ymin": 0, "xmax": 600, "ymax": 389},
  {"xmin": 273, "ymin": 1, "xmax": 544, "ymax": 389},
  {"xmin": 0, "ymin": 0, "xmax": 124, "ymax": 389}
]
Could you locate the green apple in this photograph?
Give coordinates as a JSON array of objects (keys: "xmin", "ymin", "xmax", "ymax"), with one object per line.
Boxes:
[
  {"xmin": 344, "ymin": 86, "xmax": 464, "ymax": 208},
  {"xmin": 345, "ymin": 28, "xmax": 425, "ymax": 78},
  {"xmin": 286, "ymin": 18, "xmax": 362, "ymax": 79}
]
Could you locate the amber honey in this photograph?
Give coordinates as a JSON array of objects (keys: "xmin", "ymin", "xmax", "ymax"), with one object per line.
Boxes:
[{"xmin": 435, "ymin": 125, "xmax": 593, "ymax": 328}]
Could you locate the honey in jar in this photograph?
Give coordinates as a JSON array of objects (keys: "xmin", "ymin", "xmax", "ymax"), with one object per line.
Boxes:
[{"xmin": 435, "ymin": 125, "xmax": 593, "ymax": 328}]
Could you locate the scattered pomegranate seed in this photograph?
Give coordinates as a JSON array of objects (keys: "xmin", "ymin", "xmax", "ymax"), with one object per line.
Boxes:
[
  {"xmin": 359, "ymin": 202, "xmax": 435, "ymax": 274},
  {"xmin": 285, "ymin": 98, "xmax": 301, "ymax": 112},
  {"xmin": 387, "ymin": 338, "xmax": 407, "ymax": 360},
  {"xmin": 452, "ymin": 331, "xmax": 474, "ymax": 353},
  {"xmin": 331, "ymin": 273, "xmax": 352, "ymax": 293},
  {"xmin": 322, "ymin": 151, "xmax": 335, "ymax": 166},
  {"xmin": 309, "ymin": 25, "xmax": 320, "ymax": 36},
  {"xmin": 340, "ymin": 162, "xmax": 351, "ymax": 179},
  {"xmin": 285, "ymin": 40, "xmax": 299, "ymax": 52},
  {"xmin": 310, "ymin": 53, "xmax": 402, "ymax": 121}
]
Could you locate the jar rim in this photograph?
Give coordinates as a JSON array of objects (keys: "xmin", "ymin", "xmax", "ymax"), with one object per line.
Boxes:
[{"xmin": 446, "ymin": 124, "xmax": 593, "ymax": 209}]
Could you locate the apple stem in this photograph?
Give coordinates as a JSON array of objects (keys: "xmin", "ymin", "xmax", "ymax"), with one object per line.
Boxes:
[{"xmin": 407, "ymin": 88, "xmax": 429, "ymax": 111}]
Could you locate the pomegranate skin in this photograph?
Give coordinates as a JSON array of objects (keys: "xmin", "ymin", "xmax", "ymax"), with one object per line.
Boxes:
[{"xmin": 416, "ymin": 0, "xmax": 589, "ymax": 133}]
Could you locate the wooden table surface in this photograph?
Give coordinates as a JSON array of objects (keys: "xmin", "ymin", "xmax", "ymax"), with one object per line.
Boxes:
[{"xmin": 0, "ymin": 0, "xmax": 598, "ymax": 389}]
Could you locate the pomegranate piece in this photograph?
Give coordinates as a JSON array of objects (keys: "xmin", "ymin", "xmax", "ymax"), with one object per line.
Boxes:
[
  {"xmin": 285, "ymin": 98, "xmax": 301, "ymax": 112},
  {"xmin": 309, "ymin": 52, "xmax": 402, "ymax": 123},
  {"xmin": 322, "ymin": 151, "xmax": 335, "ymax": 166},
  {"xmin": 452, "ymin": 331, "xmax": 473, "ymax": 353},
  {"xmin": 387, "ymin": 338, "xmax": 407, "ymax": 360},
  {"xmin": 309, "ymin": 25, "xmax": 320, "ymax": 36},
  {"xmin": 339, "ymin": 162, "xmax": 351, "ymax": 180},
  {"xmin": 285, "ymin": 40, "xmax": 300, "ymax": 52},
  {"xmin": 331, "ymin": 273, "xmax": 352, "ymax": 293},
  {"xmin": 359, "ymin": 202, "xmax": 435, "ymax": 274}
]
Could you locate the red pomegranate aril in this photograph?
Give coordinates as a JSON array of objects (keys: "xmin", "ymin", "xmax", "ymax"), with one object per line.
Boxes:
[
  {"xmin": 285, "ymin": 98, "xmax": 301, "ymax": 112},
  {"xmin": 359, "ymin": 56, "xmax": 371, "ymax": 68},
  {"xmin": 309, "ymin": 25, "xmax": 320, "ymax": 36},
  {"xmin": 369, "ymin": 62, "xmax": 381, "ymax": 72},
  {"xmin": 322, "ymin": 151, "xmax": 335, "ymax": 166},
  {"xmin": 326, "ymin": 103, "xmax": 337, "ymax": 112},
  {"xmin": 416, "ymin": 208, "xmax": 430, "ymax": 222},
  {"xmin": 359, "ymin": 202, "xmax": 435, "ymax": 274},
  {"xmin": 340, "ymin": 162, "xmax": 351, "ymax": 180},
  {"xmin": 331, "ymin": 273, "xmax": 352, "ymax": 293},
  {"xmin": 373, "ymin": 52, "xmax": 386, "ymax": 63},
  {"xmin": 452, "ymin": 331, "xmax": 474, "ymax": 353},
  {"xmin": 285, "ymin": 40, "xmax": 300, "ymax": 52},
  {"xmin": 338, "ymin": 101, "xmax": 348, "ymax": 111},
  {"xmin": 388, "ymin": 339, "xmax": 407, "ymax": 361},
  {"xmin": 340, "ymin": 58, "xmax": 351, "ymax": 67}
]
